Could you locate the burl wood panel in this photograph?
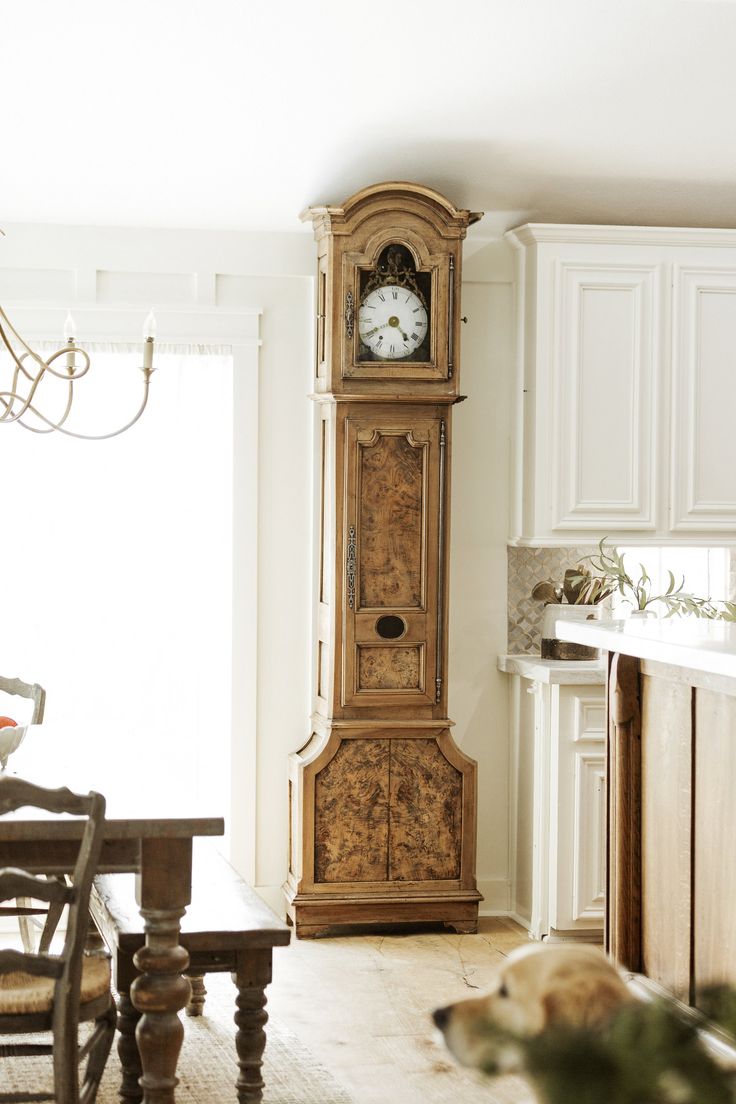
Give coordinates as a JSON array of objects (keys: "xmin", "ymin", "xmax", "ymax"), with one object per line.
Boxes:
[
  {"xmin": 358, "ymin": 646, "xmax": 421, "ymax": 691},
  {"xmin": 389, "ymin": 739, "xmax": 462, "ymax": 880},
  {"xmin": 640, "ymin": 673, "xmax": 692, "ymax": 1002},
  {"xmin": 693, "ymin": 688, "xmax": 736, "ymax": 1002},
  {"xmin": 315, "ymin": 739, "xmax": 389, "ymax": 882},
  {"xmin": 359, "ymin": 433, "xmax": 424, "ymax": 609}
]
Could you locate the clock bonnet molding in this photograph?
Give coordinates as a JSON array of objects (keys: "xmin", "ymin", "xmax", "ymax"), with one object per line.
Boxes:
[{"xmin": 284, "ymin": 182, "xmax": 484, "ymax": 937}]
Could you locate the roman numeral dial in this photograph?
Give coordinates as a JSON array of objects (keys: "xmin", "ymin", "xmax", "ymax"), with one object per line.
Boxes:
[{"xmin": 358, "ymin": 285, "xmax": 428, "ymax": 360}]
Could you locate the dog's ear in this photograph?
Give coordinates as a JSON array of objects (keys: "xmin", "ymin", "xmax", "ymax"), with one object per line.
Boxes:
[{"xmin": 541, "ymin": 974, "xmax": 628, "ymax": 1030}]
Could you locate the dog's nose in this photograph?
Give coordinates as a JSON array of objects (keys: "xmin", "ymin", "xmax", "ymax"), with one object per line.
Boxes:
[{"xmin": 432, "ymin": 1006, "xmax": 450, "ymax": 1029}]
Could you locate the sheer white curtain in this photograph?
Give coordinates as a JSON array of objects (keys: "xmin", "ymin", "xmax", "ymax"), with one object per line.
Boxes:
[{"xmin": 0, "ymin": 350, "xmax": 233, "ymax": 819}]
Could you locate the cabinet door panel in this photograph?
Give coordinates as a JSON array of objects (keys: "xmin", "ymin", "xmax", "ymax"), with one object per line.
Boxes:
[
  {"xmin": 550, "ymin": 687, "xmax": 606, "ymax": 933},
  {"xmin": 343, "ymin": 411, "xmax": 441, "ymax": 708},
  {"xmin": 672, "ymin": 268, "xmax": 736, "ymax": 530},
  {"xmin": 551, "ymin": 263, "xmax": 659, "ymax": 531}
]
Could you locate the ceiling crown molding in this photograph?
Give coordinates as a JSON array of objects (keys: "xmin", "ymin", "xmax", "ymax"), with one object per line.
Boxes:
[{"xmin": 506, "ymin": 223, "xmax": 736, "ymax": 248}]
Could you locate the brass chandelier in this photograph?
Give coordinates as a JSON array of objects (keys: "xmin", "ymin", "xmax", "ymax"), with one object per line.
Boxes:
[{"xmin": 0, "ymin": 234, "xmax": 157, "ymax": 440}]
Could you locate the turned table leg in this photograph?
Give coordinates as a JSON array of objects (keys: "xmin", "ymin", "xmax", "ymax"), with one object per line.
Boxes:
[
  {"xmin": 117, "ymin": 990, "xmax": 144, "ymax": 1104},
  {"xmin": 233, "ymin": 949, "xmax": 273, "ymax": 1104},
  {"xmin": 131, "ymin": 838, "xmax": 193, "ymax": 1104},
  {"xmin": 185, "ymin": 972, "xmax": 207, "ymax": 1016}
]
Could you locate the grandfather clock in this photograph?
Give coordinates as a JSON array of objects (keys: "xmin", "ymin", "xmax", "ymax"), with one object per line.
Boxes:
[{"xmin": 284, "ymin": 182, "xmax": 483, "ymax": 937}]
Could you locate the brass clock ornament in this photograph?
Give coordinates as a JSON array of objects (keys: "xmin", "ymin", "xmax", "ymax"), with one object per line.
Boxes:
[{"xmin": 285, "ymin": 182, "xmax": 483, "ymax": 937}]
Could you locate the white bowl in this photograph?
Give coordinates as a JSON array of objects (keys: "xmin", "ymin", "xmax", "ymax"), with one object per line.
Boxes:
[{"xmin": 0, "ymin": 724, "xmax": 27, "ymax": 770}]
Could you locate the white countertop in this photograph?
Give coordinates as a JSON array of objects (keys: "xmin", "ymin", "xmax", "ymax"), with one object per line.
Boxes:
[
  {"xmin": 497, "ymin": 654, "xmax": 606, "ymax": 684},
  {"xmin": 555, "ymin": 617, "xmax": 736, "ymax": 680}
]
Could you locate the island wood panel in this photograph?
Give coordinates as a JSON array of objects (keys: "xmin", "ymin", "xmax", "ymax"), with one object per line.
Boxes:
[
  {"xmin": 640, "ymin": 672, "xmax": 693, "ymax": 1003},
  {"xmin": 693, "ymin": 687, "xmax": 736, "ymax": 1003},
  {"xmin": 607, "ymin": 651, "xmax": 642, "ymax": 971}
]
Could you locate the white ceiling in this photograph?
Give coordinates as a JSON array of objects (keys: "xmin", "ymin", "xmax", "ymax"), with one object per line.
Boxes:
[{"xmin": 5, "ymin": 0, "xmax": 736, "ymax": 238}]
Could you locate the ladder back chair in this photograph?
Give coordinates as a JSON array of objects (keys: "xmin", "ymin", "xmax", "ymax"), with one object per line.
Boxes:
[
  {"xmin": 0, "ymin": 676, "xmax": 49, "ymax": 951},
  {"xmin": 0, "ymin": 676, "xmax": 46, "ymax": 744},
  {"xmin": 0, "ymin": 776, "xmax": 115, "ymax": 1104}
]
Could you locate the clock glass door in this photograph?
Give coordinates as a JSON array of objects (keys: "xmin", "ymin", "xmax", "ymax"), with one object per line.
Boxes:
[
  {"xmin": 357, "ymin": 244, "xmax": 431, "ymax": 364},
  {"xmin": 343, "ymin": 243, "xmax": 448, "ymax": 382}
]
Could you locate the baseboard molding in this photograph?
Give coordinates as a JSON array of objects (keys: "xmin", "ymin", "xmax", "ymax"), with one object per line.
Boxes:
[
  {"xmin": 256, "ymin": 883, "xmax": 289, "ymax": 920},
  {"xmin": 506, "ymin": 910, "xmax": 533, "ymax": 931},
  {"xmin": 477, "ymin": 878, "xmax": 512, "ymax": 916}
]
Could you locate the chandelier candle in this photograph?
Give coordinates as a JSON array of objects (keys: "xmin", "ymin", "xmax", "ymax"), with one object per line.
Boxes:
[{"xmin": 0, "ymin": 295, "xmax": 157, "ymax": 439}]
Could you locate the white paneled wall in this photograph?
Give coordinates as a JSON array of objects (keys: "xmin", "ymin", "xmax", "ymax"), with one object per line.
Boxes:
[{"xmin": 0, "ymin": 221, "xmax": 515, "ymax": 915}]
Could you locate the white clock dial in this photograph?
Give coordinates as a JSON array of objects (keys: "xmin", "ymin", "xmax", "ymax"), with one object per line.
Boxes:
[{"xmin": 358, "ymin": 284, "xmax": 428, "ymax": 360}]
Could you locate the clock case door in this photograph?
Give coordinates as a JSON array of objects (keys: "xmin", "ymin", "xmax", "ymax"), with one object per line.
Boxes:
[
  {"xmin": 342, "ymin": 407, "xmax": 444, "ymax": 711},
  {"xmin": 343, "ymin": 229, "xmax": 450, "ymax": 382}
]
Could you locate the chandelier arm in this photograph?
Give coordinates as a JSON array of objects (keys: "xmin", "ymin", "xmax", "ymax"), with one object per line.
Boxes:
[
  {"xmin": 15, "ymin": 382, "xmax": 75, "ymax": 434},
  {"xmin": 0, "ymin": 311, "xmax": 91, "ymax": 380},
  {"xmin": 0, "ymin": 308, "xmax": 53, "ymax": 374},
  {"xmin": 0, "ymin": 361, "xmax": 51, "ymax": 421},
  {"xmin": 14, "ymin": 352, "xmax": 42, "ymax": 383},
  {"xmin": 10, "ymin": 374, "xmax": 152, "ymax": 440},
  {"xmin": 43, "ymin": 346, "xmax": 92, "ymax": 380},
  {"xmin": 0, "ymin": 320, "xmax": 43, "ymax": 385}
]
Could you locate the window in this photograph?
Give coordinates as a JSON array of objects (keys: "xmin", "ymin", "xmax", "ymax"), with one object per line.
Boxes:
[
  {"xmin": 0, "ymin": 350, "xmax": 233, "ymax": 819},
  {"xmin": 612, "ymin": 546, "xmax": 730, "ymax": 615}
]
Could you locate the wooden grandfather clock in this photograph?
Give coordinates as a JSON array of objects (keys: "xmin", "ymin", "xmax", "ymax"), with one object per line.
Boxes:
[{"xmin": 284, "ymin": 182, "xmax": 483, "ymax": 937}]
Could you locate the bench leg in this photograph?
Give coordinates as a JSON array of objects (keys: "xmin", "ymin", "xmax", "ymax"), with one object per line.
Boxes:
[
  {"xmin": 185, "ymin": 971, "xmax": 207, "ymax": 1016},
  {"xmin": 117, "ymin": 990, "xmax": 144, "ymax": 1104},
  {"xmin": 233, "ymin": 949, "xmax": 272, "ymax": 1104}
]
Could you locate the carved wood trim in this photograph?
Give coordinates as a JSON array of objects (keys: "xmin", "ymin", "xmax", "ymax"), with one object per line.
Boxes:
[{"xmin": 435, "ymin": 419, "xmax": 446, "ymax": 704}]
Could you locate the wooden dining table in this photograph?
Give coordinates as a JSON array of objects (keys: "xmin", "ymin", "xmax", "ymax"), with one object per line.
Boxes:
[{"xmin": 0, "ymin": 727, "xmax": 225, "ymax": 1104}]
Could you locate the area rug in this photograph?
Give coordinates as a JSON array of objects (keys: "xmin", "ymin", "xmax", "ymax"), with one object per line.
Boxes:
[{"xmin": 0, "ymin": 973, "xmax": 354, "ymax": 1104}]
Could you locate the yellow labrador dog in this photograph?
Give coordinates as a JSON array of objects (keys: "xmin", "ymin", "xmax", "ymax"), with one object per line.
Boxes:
[{"xmin": 433, "ymin": 942, "xmax": 632, "ymax": 1073}]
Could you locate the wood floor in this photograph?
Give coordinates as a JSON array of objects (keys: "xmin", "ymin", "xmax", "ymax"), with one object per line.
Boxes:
[
  {"xmin": 267, "ymin": 918, "xmax": 536, "ymax": 1104},
  {"xmin": 1, "ymin": 916, "xmax": 534, "ymax": 1102}
]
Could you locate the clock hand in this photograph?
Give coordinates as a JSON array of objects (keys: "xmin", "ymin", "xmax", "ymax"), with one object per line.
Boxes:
[{"xmin": 386, "ymin": 315, "xmax": 410, "ymax": 342}]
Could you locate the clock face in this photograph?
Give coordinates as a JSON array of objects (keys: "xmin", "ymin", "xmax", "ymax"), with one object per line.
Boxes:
[{"xmin": 358, "ymin": 285, "xmax": 428, "ymax": 361}]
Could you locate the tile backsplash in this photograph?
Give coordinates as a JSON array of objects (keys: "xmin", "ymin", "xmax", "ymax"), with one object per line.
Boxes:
[
  {"xmin": 507, "ymin": 545, "xmax": 603, "ymax": 655},
  {"xmin": 508, "ymin": 545, "xmax": 736, "ymax": 655}
]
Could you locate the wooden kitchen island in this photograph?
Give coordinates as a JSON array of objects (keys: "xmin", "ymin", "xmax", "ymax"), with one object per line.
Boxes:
[{"xmin": 556, "ymin": 617, "xmax": 736, "ymax": 1012}]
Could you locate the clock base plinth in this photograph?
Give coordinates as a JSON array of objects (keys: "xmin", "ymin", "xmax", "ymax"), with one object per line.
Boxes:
[{"xmin": 283, "ymin": 881, "xmax": 482, "ymax": 940}]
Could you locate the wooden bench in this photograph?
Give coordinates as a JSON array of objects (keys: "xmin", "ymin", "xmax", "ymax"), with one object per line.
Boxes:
[{"xmin": 90, "ymin": 846, "xmax": 290, "ymax": 1104}]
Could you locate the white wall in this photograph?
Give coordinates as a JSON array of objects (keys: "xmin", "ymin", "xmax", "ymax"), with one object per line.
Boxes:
[
  {"xmin": 451, "ymin": 237, "xmax": 515, "ymax": 912},
  {"xmin": 0, "ymin": 220, "xmax": 515, "ymax": 916}
]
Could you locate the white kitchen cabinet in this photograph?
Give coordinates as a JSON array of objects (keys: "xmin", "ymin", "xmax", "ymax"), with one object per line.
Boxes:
[
  {"xmin": 672, "ymin": 267, "xmax": 736, "ymax": 532},
  {"xmin": 506, "ymin": 224, "xmax": 736, "ymax": 544},
  {"xmin": 500, "ymin": 655, "xmax": 606, "ymax": 941}
]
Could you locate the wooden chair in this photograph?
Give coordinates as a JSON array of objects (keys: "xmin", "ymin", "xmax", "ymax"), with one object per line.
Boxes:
[
  {"xmin": 0, "ymin": 675, "xmax": 46, "ymax": 739},
  {"xmin": 0, "ymin": 676, "xmax": 49, "ymax": 951},
  {"xmin": 0, "ymin": 777, "xmax": 115, "ymax": 1104}
]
